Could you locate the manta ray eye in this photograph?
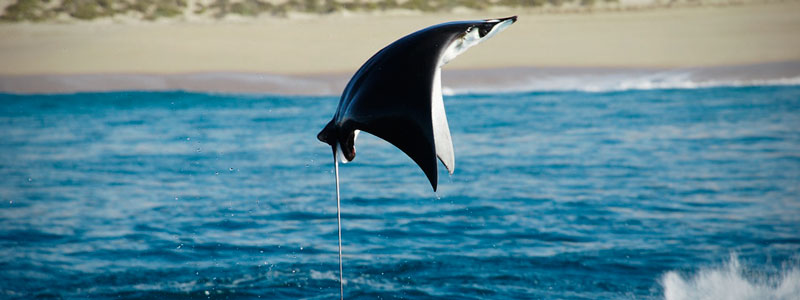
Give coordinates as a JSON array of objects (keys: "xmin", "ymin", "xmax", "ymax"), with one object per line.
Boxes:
[{"xmin": 478, "ymin": 26, "xmax": 491, "ymax": 38}]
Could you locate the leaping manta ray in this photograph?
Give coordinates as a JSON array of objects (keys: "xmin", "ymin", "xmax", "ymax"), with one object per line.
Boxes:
[{"xmin": 317, "ymin": 16, "xmax": 517, "ymax": 299}]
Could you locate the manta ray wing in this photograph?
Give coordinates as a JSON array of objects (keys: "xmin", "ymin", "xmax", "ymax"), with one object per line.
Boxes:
[{"xmin": 319, "ymin": 27, "xmax": 451, "ymax": 190}]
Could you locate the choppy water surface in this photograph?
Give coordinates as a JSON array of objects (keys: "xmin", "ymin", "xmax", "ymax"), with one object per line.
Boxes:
[{"xmin": 1, "ymin": 86, "xmax": 799, "ymax": 299}]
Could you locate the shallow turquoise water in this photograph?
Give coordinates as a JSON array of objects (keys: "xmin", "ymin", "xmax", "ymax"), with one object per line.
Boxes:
[{"xmin": 1, "ymin": 86, "xmax": 799, "ymax": 299}]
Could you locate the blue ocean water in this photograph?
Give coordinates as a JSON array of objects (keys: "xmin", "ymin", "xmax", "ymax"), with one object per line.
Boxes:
[{"xmin": 1, "ymin": 86, "xmax": 799, "ymax": 299}]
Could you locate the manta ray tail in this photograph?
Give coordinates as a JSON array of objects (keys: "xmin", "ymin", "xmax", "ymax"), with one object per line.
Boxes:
[{"xmin": 332, "ymin": 146, "xmax": 344, "ymax": 300}]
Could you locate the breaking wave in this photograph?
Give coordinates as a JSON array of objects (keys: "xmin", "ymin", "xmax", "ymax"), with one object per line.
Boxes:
[
  {"xmin": 661, "ymin": 254, "xmax": 800, "ymax": 300},
  {"xmin": 441, "ymin": 62, "xmax": 800, "ymax": 95},
  {"xmin": 442, "ymin": 73, "xmax": 800, "ymax": 95}
]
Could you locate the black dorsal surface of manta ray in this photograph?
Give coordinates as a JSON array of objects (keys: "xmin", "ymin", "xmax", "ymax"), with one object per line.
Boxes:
[{"xmin": 318, "ymin": 16, "xmax": 517, "ymax": 191}]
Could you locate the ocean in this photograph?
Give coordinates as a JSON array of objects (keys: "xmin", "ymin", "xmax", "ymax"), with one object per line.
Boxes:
[{"xmin": 1, "ymin": 85, "xmax": 799, "ymax": 299}]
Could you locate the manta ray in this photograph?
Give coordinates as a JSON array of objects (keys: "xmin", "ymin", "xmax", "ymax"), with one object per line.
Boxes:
[{"xmin": 317, "ymin": 16, "xmax": 517, "ymax": 298}]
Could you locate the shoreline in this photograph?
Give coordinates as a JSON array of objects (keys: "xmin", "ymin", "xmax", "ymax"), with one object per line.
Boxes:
[
  {"xmin": 2, "ymin": 61, "xmax": 798, "ymax": 95},
  {"xmin": 1, "ymin": 0, "xmax": 799, "ymax": 94}
]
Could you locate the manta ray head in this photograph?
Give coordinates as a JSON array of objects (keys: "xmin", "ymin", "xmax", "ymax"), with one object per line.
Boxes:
[{"xmin": 439, "ymin": 16, "xmax": 517, "ymax": 66}]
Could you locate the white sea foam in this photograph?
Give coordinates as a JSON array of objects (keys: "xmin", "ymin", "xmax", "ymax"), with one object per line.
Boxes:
[
  {"xmin": 442, "ymin": 73, "xmax": 800, "ymax": 95},
  {"xmin": 440, "ymin": 62, "xmax": 800, "ymax": 95},
  {"xmin": 661, "ymin": 254, "xmax": 800, "ymax": 300},
  {"xmin": 309, "ymin": 269, "xmax": 339, "ymax": 281}
]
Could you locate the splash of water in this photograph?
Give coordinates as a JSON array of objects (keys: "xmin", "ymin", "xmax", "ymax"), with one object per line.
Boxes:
[{"xmin": 662, "ymin": 253, "xmax": 800, "ymax": 300}]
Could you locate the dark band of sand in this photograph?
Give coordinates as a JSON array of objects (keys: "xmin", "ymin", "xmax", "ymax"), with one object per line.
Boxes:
[{"xmin": 1, "ymin": 62, "xmax": 798, "ymax": 95}]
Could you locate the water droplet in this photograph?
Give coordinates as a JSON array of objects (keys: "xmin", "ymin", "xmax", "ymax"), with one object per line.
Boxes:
[
  {"xmin": 175, "ymin": 197, "xmax": 179, "ymax": 200},
  {"xmin": 9, "ymin": 200, "xmax": 12, "ymax": 204},
  {"xmin": 204, "ymin": 290, "xmax": 210, "ymax": 296},
  {"xmin": 300, "ymin": 246, "xmax": 303, "ymax": 250},
  {"xmin": 27, "ymin": 178, "xmax": 32, "ymax": 182},
  {"xmin": 215, "ymin": 172, "xmax": 219, "ymax": 175},
  {"xmin": 186, "ymin": 137, "xmax": 191, "ymax": 141}
]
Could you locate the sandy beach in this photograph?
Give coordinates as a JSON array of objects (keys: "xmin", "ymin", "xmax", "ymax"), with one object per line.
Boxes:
[{"xmin": 1, "ymin": 1, "xmax": 799, "ymax": 94}]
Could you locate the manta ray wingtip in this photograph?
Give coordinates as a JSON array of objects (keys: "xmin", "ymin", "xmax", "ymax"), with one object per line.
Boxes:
[{"xmin": 423, "ymin": 167, "xmax": 438, "ymax": 192}]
